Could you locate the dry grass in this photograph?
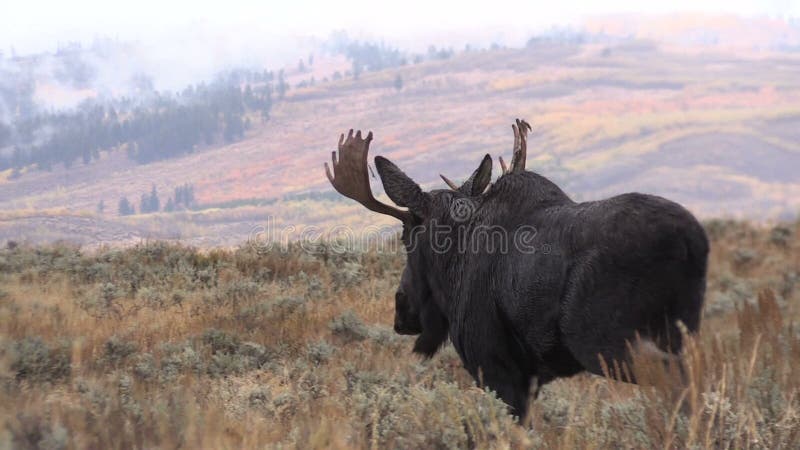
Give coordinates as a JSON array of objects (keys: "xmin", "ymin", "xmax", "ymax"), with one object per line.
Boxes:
[{"xmin": 0, "ymin": 220, "xmax": 798, "ymax": 449}]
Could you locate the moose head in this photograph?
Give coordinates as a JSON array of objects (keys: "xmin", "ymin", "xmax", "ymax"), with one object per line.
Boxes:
[{"xmin": 324, "ymin": 121, "xmax": 531, "ymax": 356}]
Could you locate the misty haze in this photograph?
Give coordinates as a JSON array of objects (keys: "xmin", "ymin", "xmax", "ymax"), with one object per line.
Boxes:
[{"xmin": 1, "ymin": 2, "xmax": 800, "ymax": 448}]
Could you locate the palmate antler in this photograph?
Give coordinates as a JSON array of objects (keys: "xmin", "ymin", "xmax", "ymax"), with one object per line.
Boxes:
[
  {"xmin": 498, "ymin": 118, "xmax": 531, "ymax": 174},
  {"xmin": 324, "ymin": 130, "xmax": 411, "ymax": 222}
]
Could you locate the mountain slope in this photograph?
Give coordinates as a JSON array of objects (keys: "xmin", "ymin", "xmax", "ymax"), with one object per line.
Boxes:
[{"xmin": 2, "ymin": 42, "xmax": 800, "ymax": 247}]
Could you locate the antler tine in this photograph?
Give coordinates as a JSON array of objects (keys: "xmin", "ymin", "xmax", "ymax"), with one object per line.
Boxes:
[
  {"xmin": 503, "ymin": 118, "xmax": 532, "ymax": 174},
  {"xmin": 512, "ymin": 122, "xmax": 520, "ymax": 165},
  {"xmin": 324, "ymin": 129, "xmax": 410, "ymax": 222},
  {"xmin": 440, "ymin": 174, "xmax": 459, "ymax": 190},
  {"xmin": 498, "ymin": 155, "xmax": 508, "ymax": 173}
]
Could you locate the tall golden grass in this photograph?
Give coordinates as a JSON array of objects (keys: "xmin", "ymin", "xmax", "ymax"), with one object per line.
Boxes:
[{"xmin": 0, "ymin": 219, "xmax": 798, "ymax": 448}]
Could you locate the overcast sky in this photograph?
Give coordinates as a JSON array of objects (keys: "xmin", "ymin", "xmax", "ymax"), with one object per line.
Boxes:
[{"xmin": 2, "ymin": 0, "xmax": 798, "ymax": 55}]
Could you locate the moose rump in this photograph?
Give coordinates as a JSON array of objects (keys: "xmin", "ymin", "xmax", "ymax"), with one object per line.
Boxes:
[{"xmin": 467, "ymin": 188, "xmax": 708, "ymax": 389}]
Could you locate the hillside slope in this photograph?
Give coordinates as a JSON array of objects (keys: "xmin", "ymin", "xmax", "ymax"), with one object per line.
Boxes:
[{"xmin": 2, "ymin": 42, "xmax": 800, "ymax": 246}]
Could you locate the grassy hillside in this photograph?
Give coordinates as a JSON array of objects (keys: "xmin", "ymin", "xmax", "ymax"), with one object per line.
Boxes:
[
  {"xmin": 1, "ymin": 41, "xmax": 800, "ymax": 247},
  {"xmin": 0, "ymin": 219, "xmax": 798, "ymax": 448}
]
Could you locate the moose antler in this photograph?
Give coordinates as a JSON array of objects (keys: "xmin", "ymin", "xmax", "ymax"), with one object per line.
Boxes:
[
  {"xmin": 439, "ymin": 174, "xmax": 459, "ymax": 190},
  {"xmin": 325, "ymin": 129, "xmax": 411, "ymax": 222},
  {"xmin": 440, "ymin": 154, "xmax": 493, "ymax": 196},
  {"xmin": 499, "ymin": 118, "xmax": 532, "ymax": 174}
]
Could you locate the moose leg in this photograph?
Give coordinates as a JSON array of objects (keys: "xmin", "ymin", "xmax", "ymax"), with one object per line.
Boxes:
[
  {"xmin": 559, "ymin": 258, "xmax": 643, "ymax": 382},
  {"xmin": 453, "ymin": 325, "xmax": 533, "ymax": 419},
  {"xmin": 532, "ymin": 373, "xmax": 558, "ymax": 399},
  {"xmin": 561, "ymin": 304, "xmax": 643, "ymax": 381},
  {"xmin": 470, "ymin": 359, "xmax": 532, "ymax": 420}
]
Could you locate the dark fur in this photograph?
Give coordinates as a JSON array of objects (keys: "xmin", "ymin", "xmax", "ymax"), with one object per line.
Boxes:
[{"xmin": 374, "ymin": 155, "xmax": 709, "ymax": 419}]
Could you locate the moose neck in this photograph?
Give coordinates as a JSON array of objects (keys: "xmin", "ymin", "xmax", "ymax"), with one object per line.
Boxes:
[{"xmin": 420, "ymin": 171, "xmax": 574, "ymax": 317}]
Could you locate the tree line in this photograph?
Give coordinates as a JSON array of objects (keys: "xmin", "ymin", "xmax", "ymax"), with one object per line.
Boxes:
[
  {"xmin": 0, "ymin": 71, "xmax": 274, "ymax": 171},
  {"xmin": 115, "ymin": 183, "xmax": 195, "ymax": 216}
]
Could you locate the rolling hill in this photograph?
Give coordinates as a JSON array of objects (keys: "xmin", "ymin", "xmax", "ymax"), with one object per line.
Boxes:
[{"xmin": 2, "ymin": 40, "xmax": 800, "ymax": 247}]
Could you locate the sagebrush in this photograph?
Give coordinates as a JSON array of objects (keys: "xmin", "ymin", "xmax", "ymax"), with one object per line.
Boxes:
[{"xmin": 0, "ymin": 220, "xmax": 798, "ymax": 448}]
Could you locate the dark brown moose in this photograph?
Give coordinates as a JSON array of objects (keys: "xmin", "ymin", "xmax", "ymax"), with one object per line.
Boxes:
[{"xmin": 324, "ymin": 121, "xmax": 708, "ymax": 419}]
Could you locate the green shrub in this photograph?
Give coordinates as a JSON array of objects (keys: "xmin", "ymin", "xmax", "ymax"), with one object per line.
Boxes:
[
  {"xmin": 206, "ymin": 341, "xmax": 270, "ymax": 376},
  {"xmin": 78, "ymin": 282, "xmax": 124, "ymax": 318},
  {"xmin": 10, "ymin": 337, "xmax": 71, "ymax": 383},
  {"xmin": 248, "ymin": 386, "xmax": 272, "ymax": 411},
  {"xmin": 300, "ymin": 272, "xmax": 325, "ymax": 299},
  {"xmin": 769, "ymin": 225, "xmax": 792, "ymax": 247},
  {"xmin": 9, "ymin": 414, "xmax": 69, "ymax": 450},
  {"xmin": 104, "ymin": 335, "xmax": 138, "ymax": 365},
  {"xmin": 221, "ymin": 280, "xmax": 260, "ymax": 303},
  {"xmin": 368, "ymin": 325, "xmax": 402, "ymax": 346},
  {"xmin": 272, "ymin": 392, "xmax": 298, "ymax": 421},
  {"xmin": 132, "ymin": 353, "xmax": 157, "ymax": 380},
  {"xmin": 780, "ymin": 271, "xmax": 798, "ymax": 298},
  {"xmin": 732, "ymin": 248, "xmax": 758, "ymax": 268},
  {"xmin": 331, "ymin": 261, "xmax": 365, "ymax": 289},
  {"xmin": 706, "ymin": 273, "xmax": 755, "ymax": 316},
  {"xmin": 329, "ymin": 311, "xmax": 370, "ymax": 343},
  {"xmin": 306, "ymin": 340, "xmax": 334, "ymax": 365},
  {"xmin": 274, "ymin": 295, "xmax": 306, "ymax": 315},
  {"xmin": 297, "ymin": 369, "xmax": 328, "ymax": 400},
  {"xmin": 201, "ymin": 329, "xmax": 270, "ymax": 376},
  {"xmin": 170, "ymin": 289, "xmax": 188, "ymax": 307},
  {"xmin": 703, "ymin": 219, "xmax": 734, "ymax": 240},
  {"xmin": 136, "ymin": 286, "xmax": 165, "ymax": 308},
  {"xmin": 202, "ymin": 328, "xmax": 241, "ymax": 354},
  {"xmin": 159, "ymin": 342, "xmax": 202, "ymax": 380}
]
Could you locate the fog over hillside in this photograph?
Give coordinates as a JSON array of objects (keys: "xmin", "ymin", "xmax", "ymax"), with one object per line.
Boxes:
[
  {"xmin": 2, "ymin": 10, "xmax": 800, "ymax": 113},
  {"xmin": 1, "ymin": 9, "xmax": 800, "ymax": 247}
]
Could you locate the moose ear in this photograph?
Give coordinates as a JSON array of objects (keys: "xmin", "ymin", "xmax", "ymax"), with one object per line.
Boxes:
[
  {"xmin": 375, "ymin": 156, "xmax": 430, "ymax": 217},
  {"xmin": 468, "ymin": 154, "xmax": 493, "ymax": 196}
]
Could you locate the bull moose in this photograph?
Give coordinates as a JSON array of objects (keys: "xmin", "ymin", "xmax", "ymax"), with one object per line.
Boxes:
[{"xmin": 324, "ymin": 120, "xmax": 708, "ymax": 419}]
